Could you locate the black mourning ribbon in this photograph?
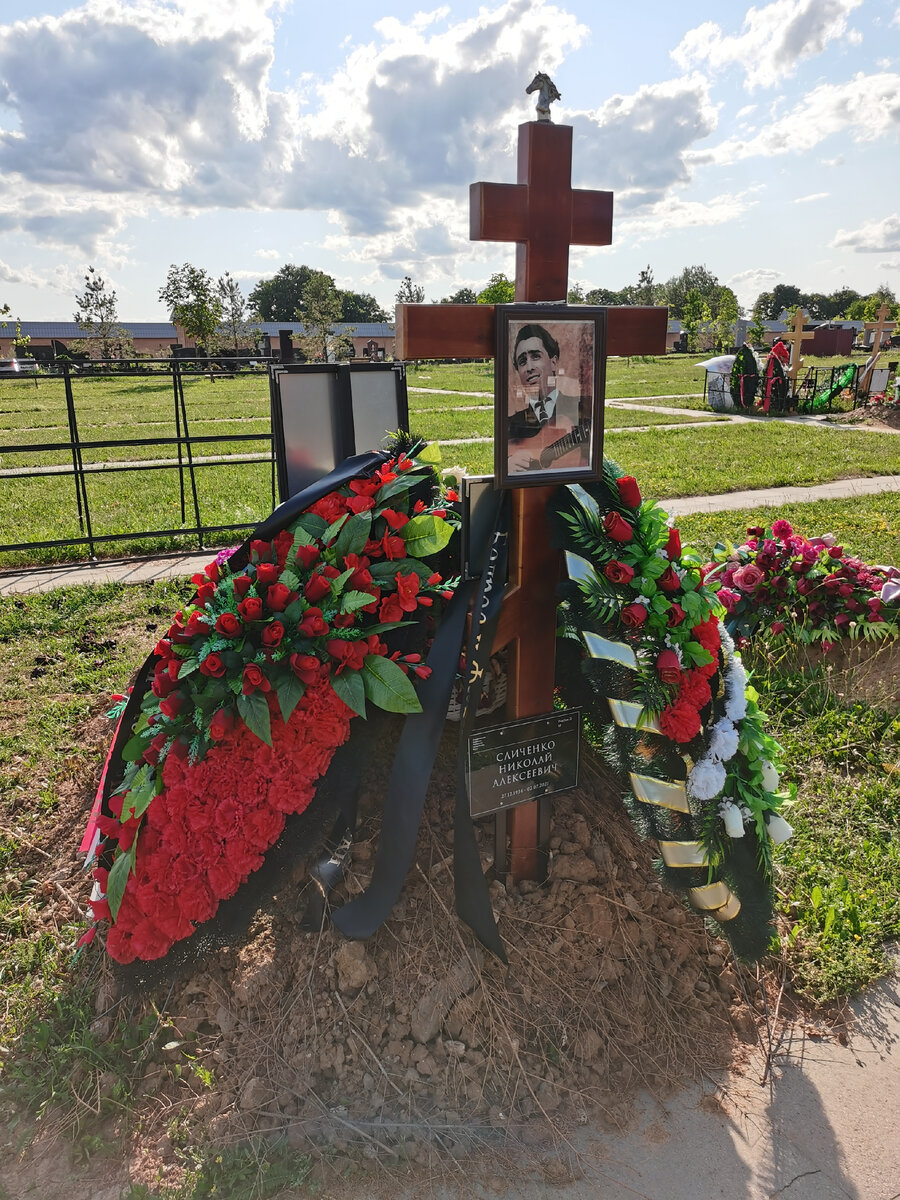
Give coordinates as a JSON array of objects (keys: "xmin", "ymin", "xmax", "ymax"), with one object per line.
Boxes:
[{"xmin": 332, "ymin": 489, "xmax": 510, "ymax": 962}]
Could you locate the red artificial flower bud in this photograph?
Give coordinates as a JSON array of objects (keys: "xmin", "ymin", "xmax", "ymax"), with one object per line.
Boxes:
[
  {"xmin": 304, "ymin": 573, "xmax": 332, "ymax": 603},
  {"xmin": 153, "ymin": 638, "xmax": 174, "ymax": 661},
  {"xmin": 184, "ymin": 609, "xmax": 210, "ymax": 637},
  {"xmin": 347, "ymin": 494, "xmax": 375, "ymax": 514},
  {"xmin": 233, "ymin": 574, "xmax": 253, "ymax": 598},
  {"xmin": 604, "ymin": 560, "xmax": 634, "ymax": 585},
  {"xmin": 158, "ymin": 692, "xmax": 184, "ymax": 720},
  {"xmin": 666, "ymin": 602, "xmax": 686, "ymax": 627},
  {"xmin": 621, "ymin": 602, "xmax": 648, "ymax": 629},
  {"xmin": 616, "ymin": 476, "xmax": 642, "ymax": 508},
  {"xmin": 238, "ymin": 596, "xmax": 264, "ymax": 622},
  {"xmin": 289, "ymin": 653, "xmax": 320, "ymax": 685},
  {"xmin": 204, "ymin": 561, "xmax": 220, "ymax": 582},
  {"xmin": 656, "ymin": 648, "xmax": 682, "ymax": 684},
  {"xmin": 658, "ymin": 566, "xmax": 681, "ymax": 593},
  {"xmin": 603, "ymin": 511, "xmax": 633, "ymax": 543},
  {"xmin": 208, "ymin": 707, "xmax": 235, "ymax": 741},
  {"xmin": 445, "ymin": 489, "xmax": 460, "ymax": 502},
  {"xmin": 261, "ymin": 620, "xmax": 285, "ymax": 647},
  {"xmin": 296, "ymin": 544, "xmax": 320, "ymax": 569},
  {"xmin": 381, "ymin": 508, "xmax": 409, "ymax": 530},
  {"xmin": 266, "ymin": 583, "xmax": 293, "ymax": 612},
  {"xmin": 195, "ymin": 582, "xmax": 216, "ymax": 606},
  {"xmin": 255, "ymin": 561, "xmax": 280, "ymax": 586},
  {"xmin": 665, "ymin": 527, "xmax": 682, "ymax": 560},
  {"xmin": 298, "ymin": 606, "xmax": 329, "ymax": 637},
  {"xmin": 200, "ymin": 652, "xmax": 226, "ymax": 677},
  {"xmin": 771, "ymin": 621, "xmax": 786, "ymax": 635},
  {"xmin": 241, "ymin": 663, "xmax": 270, "ymax": 695},
  {"xmin": 215, "ymin": 611, "xmax": 242, "ymax": 637}
]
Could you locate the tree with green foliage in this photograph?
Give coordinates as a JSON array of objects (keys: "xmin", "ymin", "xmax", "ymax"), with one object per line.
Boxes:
[
  {"xmin": 248, "ymin": 264, "xmax": 315, "ymax": 322},
  {"xmin": 567, "ymin": 282, "xmax": 586, "ymax": 304},
  {"xmin": 635, "ymin": 265, "xmax": 657, "ymax": 306},
  {"xmin": 340, "ymin": 290, "xmax": 389, "ymax": 323},
  {"xmin": 159, "ymin": 263, "xmax": 222, "ymax": 353},
  {"xmin": 440, "ymin": 286, "xmax": 478, "ymax": 304},
  {"xmin": 748, "ymin": 307, "xmax": 767, "ymax": 347},
  {"xmin": 713, "ymin": 285, "xmax": 740, "ymax": 351},
  {"xmin": 682, "ymin": 288, "xmax": 708, "ymax": 352},
  {"xmin": 217, "ymin": 272, "xmax": 260, "ymax": 355},
  {"xmin": 661, "ymin": 265, "xmax": 720, "ymax": 320},
  {"xmin": 395, "ymin": 276, "xmax": 425, "ymax": 305},
  {"xmin": 584, "ymin": 286, "xmax": 626, "ymax": 306},
  {"xmin": 73, "ymin": 266, "xmax": 134, "ymax": 359},
  {"xmin": 477, "ymin": 272, "xmax": 515, "ymax": 304},
  {"xmin": 298, "ymin": 270, "xmax": 351, "ymax": 362}
]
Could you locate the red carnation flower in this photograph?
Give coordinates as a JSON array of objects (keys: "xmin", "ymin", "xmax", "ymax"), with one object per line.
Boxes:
[
  {"xmin": 616, "ymin": 476, "xmax": 642, "ymax": 508},
  {"xmin": 603, "ymin": 511, "xmax": 633, "ymax": 543},
  {"xmin": 659, "ymin": 699, "xmax": 702, "ymax": 744}
]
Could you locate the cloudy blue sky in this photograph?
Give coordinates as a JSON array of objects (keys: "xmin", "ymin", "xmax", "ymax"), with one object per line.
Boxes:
[{"xmin": 1, "ymin": 0, "xmax": 898, "ymax": 320}]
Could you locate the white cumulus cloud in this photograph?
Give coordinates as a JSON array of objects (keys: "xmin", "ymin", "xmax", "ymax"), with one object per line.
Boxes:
[
  {"xmin": 672, "ymin": 0, "xmax": 863, "ymax": 90},
  {"xmin": 832, "ymin": 213, "xmax": 900, "ymax": 252}
]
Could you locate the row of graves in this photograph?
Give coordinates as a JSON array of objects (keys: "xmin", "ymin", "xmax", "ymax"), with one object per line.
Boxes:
[
  {"xmin": 703, "ymin": 303, "xmax": 899, "ymax": 417},
  {"xmin": 61, "ymin": 80, "xmax": 898, "ymax": 1168}
]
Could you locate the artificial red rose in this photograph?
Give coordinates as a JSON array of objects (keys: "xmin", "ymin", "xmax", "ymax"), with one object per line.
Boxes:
[
  {"xmin": 445, "ymin": 488, "xmax": 460, "ymax": 502},
  {"xmin": 158, "ymin": 692, "xmax": 185, "ymax": 720},
  {"xmin": 604, "ymin": 560, "xmax": 635, "ymax": 585},
  {"xmin": 379, "ymin": 594, "xmax": 404, "ymax": 623},
  {"xmin": 153, "ymin": 638, "xmax": 174, "ymax": 661},
  {"xmin": 381, "ymin": 533, "xmax": 407, "ymax": 560},
  {"xmin": 200, "ymin": 652, "xmax": 226, "ymax": 677},
  {"xmin": 250, "ymin": 539, "xmax": 270, "ymax": 561},
  {"xmin": 347, "ymin": 494, "xmax": 375, "ymax": 514},
  {"xmin": 658, "ymin": 566, "xmax": 681, "ymax": 593},
  {"xmin": 746, "ymin": 525, "xmax": 765, "ymax": 537},
  {"xmin": 215, "ymin": 611, "xmax": 242, "ymax": 638},
  {"xmin": 298, "ymin": 607, "xmax": 329, "ymax": 637},
  {"xmin": 717, "ymin": 587, "xmax": 741, "ymax": 614},
  {"xmin": 621, "ymin": 602, "xmax": 648, "ymax": 628},
  {"xmin": 290, "ymin": 653, "xmax": 321, "ymax": 685},
  {"xmin": 656, "ymin": 649, "xmax": 682, "ymax": 684},
  {"xmin": 733, "ymin": 563, "xmax": 764, "ymax": 593},
  {"xmin": 255, "ymin": 561, "xmax": 280, "ymax": 586},
  {"xmin": 233, "ymin": 574, "xmax": 253, "ymax": 598},
  {"xmin": 326, "ymin": 639, "xmax": 368, "ymax": 673},
  {"xmin": 659, "ymin": 699, "xmax": 702, "ymax": 744},
  {"xmin": 332, "ymin": 612, "xmax": 356, "ymax": 629},
  {"xmin": 242, "ymin": 663, "xmax": 271, "ymax": 695},
  {"xmin": 350, "ymin": 478, "xmax": 379, "ymax": 497},
  {"xmin": 273, "ymin": 528, "xmax": 294, "ymax": 565},
  {"xmin": 208, "ymin": 707, "xmax": 235, "ymax": 741},
  {"xmin": 666, "ymin": 602, "xmax": 686, "ymax": 627},
  {"xmin": 202, "ymin": 560, "xmax": 220, "ymax": 583},
  {"xmin": 261, "ymin": 620, "xmax": 285, "ymax": 648},
  {"xmin": 395, "ymin": 572, "xmax": 420, "ymax": 612},
  {"xmin": 828, "ymin": 546, "xmax": 844, "ymax": 559},
  {"xmin": 151, "ymin": 664, "xmax": 179, "ymax": 698},
  {"xmin": 308, "ymin": 492, "xmax": 347, "ymax": 523},
  {"xmin": 616, "ymin": 476, "xmax": 642, "ymax": 508},
  {"xmin": 603, "ymin": 511, "xmax": 633, "ymax": 543},
  {"xmin": 771, "ymin": 620, "xmax": 786, "ymax": 635},
  {"xmin": 381, "ymin": 508, "xmax": 409, "ymax": 530},
  {"xmin": 665, "ymin": 527, "xmax": 682, "ymax": 560},
  {"xmin": 184, "ymin": 609, "xmax": 210, "ymax": 637},
  {"xmin": 296, "ymin": 544, "xmax": 320, "ymax": 569},
  {"xmin": 304, "ymin": 573, "xmax": 332, "ymax": 603},
  {"xmin": 266, "ymin": 583, "xmax": 293, "ymax": 612},
  {"xmin": 238, "ymin": 596, "xmax": 264, "ymax": 622},
  {"xmin": 194, "ymin": 583, "xmax": 216, "ymax": 607}
]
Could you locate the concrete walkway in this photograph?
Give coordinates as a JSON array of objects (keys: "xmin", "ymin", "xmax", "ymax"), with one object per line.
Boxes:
[{"xmin": 2, "ymin": 474, "xmax": 898, "ymax": 597}]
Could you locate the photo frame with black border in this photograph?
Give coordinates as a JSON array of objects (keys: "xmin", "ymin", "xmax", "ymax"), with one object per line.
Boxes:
[{"xmin": 494, "ymin": 304, "xmax": 606, "ymax": 489}]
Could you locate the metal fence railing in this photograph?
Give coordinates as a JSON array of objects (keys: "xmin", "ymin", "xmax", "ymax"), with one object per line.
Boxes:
[{"xmin": 0, "ymin": 358, "xmax": 276, "ymax": 559}]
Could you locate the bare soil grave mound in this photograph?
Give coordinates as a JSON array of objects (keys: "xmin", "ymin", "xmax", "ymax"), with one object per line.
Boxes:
[{"xmin": 2, "ymin": 721, "xmax": 758, "ymax": 1197}]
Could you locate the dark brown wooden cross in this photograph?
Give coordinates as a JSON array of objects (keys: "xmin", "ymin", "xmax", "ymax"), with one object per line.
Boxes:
[{"xmin": 396, "ymin": 116, "xmax": 667, "ymax": 879}]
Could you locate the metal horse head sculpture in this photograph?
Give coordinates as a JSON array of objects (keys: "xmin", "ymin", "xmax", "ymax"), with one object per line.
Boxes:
[{"xmin": 526, "ymin": 72, "xmax": 561, "ymax": 122}]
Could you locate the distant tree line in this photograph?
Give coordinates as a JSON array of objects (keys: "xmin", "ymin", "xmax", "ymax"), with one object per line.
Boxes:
[{"xmin": 750, "ymin": 282, "xmax": 898, "ymax": 323}]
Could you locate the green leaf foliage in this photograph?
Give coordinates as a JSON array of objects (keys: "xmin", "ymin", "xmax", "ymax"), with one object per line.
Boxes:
[
  {"xmin": 331, "ymin": 669, "xmax": 367, "ymax": 717},
  {"xmin": 107, "ymin": 844, "xmax": 136, "ymax": 921},
  {"xmin": 333, "ymin": 512, "xmax": 371, "ymax": 560},
  {"xmin": 237, "ymin": 690, "xmax": 272, "ymax": 746},
  {"xmin": 276, "ymin": 673, "xmax": 306, "ymax": 724},
  {"xmin": 400, "ymin": 513, "xmax": 455, "ymax": 558},
  {"xmin": 361, "ymin": 654, "xmax": 423, "ymax": 714}
]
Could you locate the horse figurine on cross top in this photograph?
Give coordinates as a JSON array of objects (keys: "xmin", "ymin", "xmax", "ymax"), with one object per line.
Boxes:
[{"xmin": 526, "ymin": 71, "xmax": 561, "ymax": 122}]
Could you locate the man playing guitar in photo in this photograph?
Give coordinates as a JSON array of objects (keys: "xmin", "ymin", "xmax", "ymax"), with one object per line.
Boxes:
[{"xmin": 507, "ymin": 323, "xmax": 591, "ymax": 475}]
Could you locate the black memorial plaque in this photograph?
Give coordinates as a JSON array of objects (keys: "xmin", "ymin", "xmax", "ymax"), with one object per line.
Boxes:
[{"xmin": 467, "ymin": 709, "xmax": 581, "ymax": 819}]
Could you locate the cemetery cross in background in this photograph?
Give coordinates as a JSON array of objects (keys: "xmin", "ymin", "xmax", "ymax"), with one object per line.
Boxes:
[{"xmin": 396, "ymin": 84, "xmax": 667, "ymax": 879}]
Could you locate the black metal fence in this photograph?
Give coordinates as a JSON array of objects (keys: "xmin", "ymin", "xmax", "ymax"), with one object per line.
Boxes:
[{"xmin": 0, "ymin": 358, "xmax": 276, "ymax": 559}]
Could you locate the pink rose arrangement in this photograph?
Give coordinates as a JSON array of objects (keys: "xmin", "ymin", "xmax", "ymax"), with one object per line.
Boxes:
[{"xmin": 704, "ymin": 519, "xmax": 900, "ymax": 650}]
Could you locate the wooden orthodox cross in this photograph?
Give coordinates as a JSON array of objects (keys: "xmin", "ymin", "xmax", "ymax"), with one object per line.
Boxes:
[
  {"xmin": 859, "ymin": 301, "xmax": 898, "ymax": 394},
  {"xmin": 785, "ymin": 308, "xmax": 808, "ymax": 392},
  {"xmin": 396, "ymin": 95, "xmax": 667, "ymax": 879}
]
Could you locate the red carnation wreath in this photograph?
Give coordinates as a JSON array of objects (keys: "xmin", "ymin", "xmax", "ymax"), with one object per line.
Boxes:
[{"xmin": 83, "ymin": 449, "xmax": 459, "ymax": 962}]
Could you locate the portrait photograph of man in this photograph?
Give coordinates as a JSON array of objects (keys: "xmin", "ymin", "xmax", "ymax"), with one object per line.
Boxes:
[{"xmin": 495, "ymin": 308, "xmax": 605, "ymax": 487}]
